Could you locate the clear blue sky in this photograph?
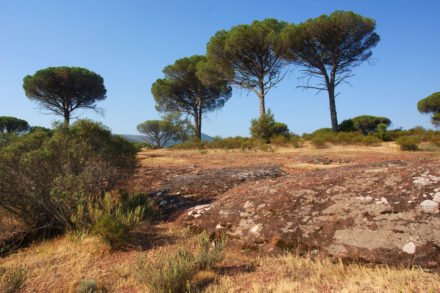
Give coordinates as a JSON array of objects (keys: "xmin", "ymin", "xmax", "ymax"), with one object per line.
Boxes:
[{"xmin": 1, "ymin": 0, "xmax": 439, "ymax": 136}]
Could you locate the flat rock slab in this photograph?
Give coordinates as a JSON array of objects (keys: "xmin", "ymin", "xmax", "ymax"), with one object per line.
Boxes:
[
  {"xmin": 182, "ymin": 159, "xmax": 440, "ymax": 268},
  {"xmin": 164, "ymin": 165, "xmax": 284, "ymax": 198}
]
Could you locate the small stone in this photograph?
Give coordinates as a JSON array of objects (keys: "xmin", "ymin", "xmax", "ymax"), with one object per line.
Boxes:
[
  {"xmin": 420, "ymin": 200, "xmax": 439, "ymax": 214},
  {"xmin": 432, "ymin": 192, "xmax": 440, "ymax": 203},
  {"xmin": 250, "ymin": 224, "xmax": 262, "ymax": 236},
  {"xmin": 402, "ymin": 242, "xmax": 416, "ymax": 254},
  {"xmin": 244, "ymin": 201, "xmax": 254, "ymax": 210},
  {"xmin": 216, "ymin": 224, "xmax": 223, "ymax": 230}
]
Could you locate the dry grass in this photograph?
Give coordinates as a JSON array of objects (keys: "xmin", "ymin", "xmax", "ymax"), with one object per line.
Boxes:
[
  {"xmin": 1, "ymin": 228, "xmax": 440, "ymax": 292},
  {"xmin": 205, "ymin": 253, "xmax": 440, "ymax": 293},
  {"xmin": 0, "ymin": 235, "xmax": 137, "ymax": 292},
  {"xmin": 135, "ymin": 142, "xmax": 420, "ymax": 173}
]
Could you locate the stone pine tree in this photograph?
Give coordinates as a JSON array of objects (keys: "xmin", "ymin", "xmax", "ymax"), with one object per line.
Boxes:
[
  {"xmin": 23, "ymin": 67, "xmax": 107, "ymax": 125},
  {"xmin": 137, "ymin": 120, "xmax": 177, "ymax": 148},
  {"xmin": 0, "ymin": 116, "xmax": 29, "ymax": 134},
  {"xmin": 152, "ymin": 55, "xmax": 232, "ymax": 140},
  {"xmin": 281, "ymin": 11, "xmax": 380, "ymax": 132},
  {"xmin": 418, "ymin": 92, "xmax": 440, "ymax": 126},
  {"xmin": 198, "ymin": 19, "xmax": 287, "ymax": 117}
]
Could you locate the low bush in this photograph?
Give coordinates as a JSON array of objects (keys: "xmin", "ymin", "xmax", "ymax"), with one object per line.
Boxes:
[
  {"xmin": 250, "ymin": 111, "xmax": 276, "ymax": 143},
  {"xmin": 173, "ymin": 134, "xmax": 302, "ymax": 151},
  {"xmin": 130, "ymin": 141, "xmax": 153, "ymax": 151},
  {"xmin": 172, "ymin": 138, "xmax": 207, "ymax": 150},
  {"xmin": 310, "ymin": 136, "xmax": 327, "ymax": 148},
  {"xmin": 76, "ymin": 279, "xmax": 98, "ymax": 293},
  {"xmin": 194, "ymin": 232, "xmax": 226, "ymax": 270},
  {"xmin": 361, "ymin": 135, "xmax": 382, "ymax": 146},
  {"xmin": 135, "ymin": 232, "xmax": 226, "ymax": 293},
  {"xmin": 71, "ymin": 191, "xmax": 157, "ymax": 248},
  {"xmin": 396, "ymin": 136, "xmax": 420, "ymax": 151},
  {"xmin": 0, "ymin": 120, "xmax": 138, "ymax": 243},
  {"xmin": 304, "ymin": 128, "xmax": 382, "ymax": 147},
  {"xmin": 0, "ymin": 265, "xmax": 27, "ymax": 293},
  {"xmin": 250, "ymin": 110, "xmax": 292, "ymax": 143},
  {"xmin": 136, "ymin": 248, "xmax": 195, "ymax": 293}
]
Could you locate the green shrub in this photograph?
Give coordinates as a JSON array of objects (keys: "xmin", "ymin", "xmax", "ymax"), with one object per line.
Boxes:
[
  {"xmin": 351, "ymin": 115, "xmax": 391, "ymax": 134},
  {"xmin": 135, "ymin": 232, "xmax": 226, "ymax": 293},
  {"xmin": 273, "ymin": 122, "xmax": 290, "ymax": 137},
  {"xmin": 76, "ymin": 279, "xmax": 98, "ymax": 293},
  {"xmin": 71, "ymin": 191, "xmax": 155, "ymax": 248},
  {"xmin": 130, "ymin": 141, "xmax": 153, "ymax": 151},
  {"xmin": 0, "ymin": 265, "xmax": 27, "ymax": 293},
  {"xmin": 338, "ymin": 119, "xmax": 356, "ymax": 132},
  {"xmin": 376, "ymin": 123, "xmax": 391, "ymax": 141},
  {"xmin": 361, "ymin": 135, "xmax": 382, "ymax": 146},
  {"xmin": 194, "ymin": 232, "xmax": 226, "ymax": 270},
  {"xmin": 250, "ymin": 111, "xmax": 276, "ymax": 143},
  {"xmin": 136, "ymin": 248, "xmax": 195, "ymax": 293},
  {"xmin": 257, "ymin": 143, "xmax": 274, "ymax": 152},
  {"xmin": 290, "ymin": 136, "xmax": 303, "ymax": 148},
  {"xmin": 311, "ymin": 136, "xmax": 327, "ymax": 148},
  {"xmin": 270, "ymin": 135, "xmax": 290, "ymax": 146},
  {"xmin": 92, "ymin": 214, "xmax": 129, "ymax": 248},
  {"xmin": 0, "ymin": 120, "xmax": 137, "ymax": 241},
  {"xmin": 172, "ymin": 138, "xmax": 207, "ymax": 150},
  {"xmin": 396, "ymin": 136, "xmax": 420, "ymax": 151}
]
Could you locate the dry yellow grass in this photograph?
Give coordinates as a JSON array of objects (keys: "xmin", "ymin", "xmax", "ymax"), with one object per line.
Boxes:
[
  {"xmin": 0, "ymin": 235, "xmax": 146, "ymax": 292},
  {"xmin": 205, "ymin": 253, "xmax": 440, "ymax": 293},
  {"xmin": 2, "ymin": 230, "xmax": 439, "ymax": 292}
]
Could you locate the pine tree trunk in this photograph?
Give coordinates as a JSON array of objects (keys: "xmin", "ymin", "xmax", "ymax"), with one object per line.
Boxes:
[
  {"xmin": 328, "ymin": 87, "xmax": 339, "ymax": 132},
  {"xmin": 194, "ymin": 111, "xmax": 202, "ymax": 140},
  {"xmin": 63, "ymin": 111, "xmax": 70, "ymax": 126},
  {"xmin": 258, "ymin": 80, "xmax": 266, "ymax": 117}
]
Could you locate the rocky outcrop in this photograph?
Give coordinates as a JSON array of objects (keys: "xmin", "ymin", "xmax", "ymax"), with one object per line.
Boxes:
[
  {"xmin": 182, "ymin": 159, "xmax": 440, "ymax": 268},
  {"xmin": 149, "ymin": 165, "xmax": 284, "ymax": 215}
]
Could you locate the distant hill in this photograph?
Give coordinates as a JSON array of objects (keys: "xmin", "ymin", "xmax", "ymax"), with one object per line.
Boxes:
[{"xmin": 117, "ymin": 133, "xmax": 213, "ymax": 146}]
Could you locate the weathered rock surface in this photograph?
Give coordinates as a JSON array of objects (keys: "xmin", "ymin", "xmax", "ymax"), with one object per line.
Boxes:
[
  {"xmin": 182, "ymin": 159, "xmax": 440, "ymax": 268},
  {"xmin": 163, "ymin": 165, "xmax": 284, "ymax": 198},
  {"xmin": 149, "ymin": 165, "xmax": 284, "ymax": 215}
]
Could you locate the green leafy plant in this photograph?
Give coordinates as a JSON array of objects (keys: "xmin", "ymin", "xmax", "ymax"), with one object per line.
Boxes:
[
  {"xmin": 396, "ymin": 136, "xmax": 420, "ymax": 151},
  {"xmin": 311, "ymin": 136, "xmax": 327, "ymax": 148},
  {"xmin": 136, "ymin": 248, "xmax": 196, "ymax": 293},
  {"xmin": 0, "ymin": 120, "xmax": 137, "ymax": 245},
  {"xmin": 135, "ymin": 232, "xmax": 226, "ymax": 293}
]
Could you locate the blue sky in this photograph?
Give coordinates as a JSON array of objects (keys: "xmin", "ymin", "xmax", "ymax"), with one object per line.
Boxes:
[{"xmin": 1, "ymin": 0, "xmax": 439, "ymax": 136}]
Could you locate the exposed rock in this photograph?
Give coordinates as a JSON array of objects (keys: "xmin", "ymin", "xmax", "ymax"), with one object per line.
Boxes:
[
  {"xmin": 182, "ymin": 159, "xmax": 440, "ymax": 268},
  {"xmin": 164, "ymin": 165, "xmax": 284, "ymax": 199},
  {"xmin": 420, "ymin": 200, "xmax": 439, "ymax": 214},
  {"xmin": 402, "ymin": 242, "xmax": 416, "ymax": 254}
]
